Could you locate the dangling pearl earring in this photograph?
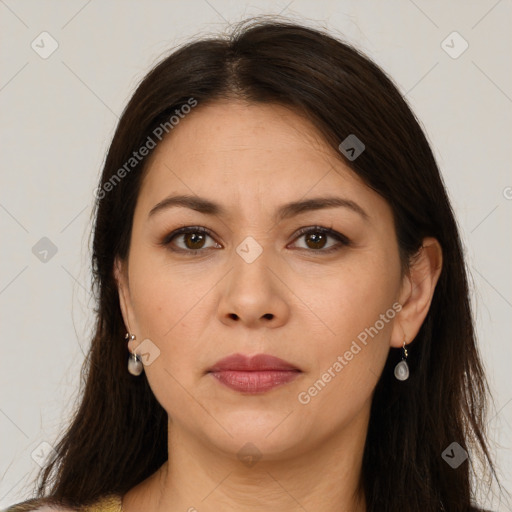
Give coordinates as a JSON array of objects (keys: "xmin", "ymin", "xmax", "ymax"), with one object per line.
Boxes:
[
  {"xmin": 126, "ymin": 333, "xmax": 143, "ymax": 376},
  {"xmin": 394, "ymin": 338, "xmax": 409, "ymax": 381}
]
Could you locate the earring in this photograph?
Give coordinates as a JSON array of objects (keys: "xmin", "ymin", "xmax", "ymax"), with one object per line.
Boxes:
[
  {"xmin": 394, "ymin": 338, "xmax": 409, "ymax": 381},
  {"xmin": 126, "ymin": 333, "xmax": 143, "ymax": 376}
]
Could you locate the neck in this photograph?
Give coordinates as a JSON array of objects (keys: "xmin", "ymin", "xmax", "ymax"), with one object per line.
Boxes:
[{"xmin": 123, "ymin": 404, "xmax": 369, "ymax": 512}]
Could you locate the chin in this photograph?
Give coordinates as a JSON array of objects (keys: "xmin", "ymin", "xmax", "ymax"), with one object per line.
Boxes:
[{"xmin": 201, "ymin": 413, "xmax": 306, "ymax": 459}]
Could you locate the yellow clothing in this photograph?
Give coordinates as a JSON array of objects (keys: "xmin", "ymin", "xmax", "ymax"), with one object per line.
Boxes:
[
  {"xmin": 82, "ymin": 494, "xmax": 122, "ymax": 512},
  {"xmin": 2, "ymin": 494, "xmax": 123, "ymax": 512}
]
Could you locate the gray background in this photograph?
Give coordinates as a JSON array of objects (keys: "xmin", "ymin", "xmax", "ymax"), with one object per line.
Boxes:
[{"xmin": 1, "ymin": 0, "xmax": 511, "ymax": 509}]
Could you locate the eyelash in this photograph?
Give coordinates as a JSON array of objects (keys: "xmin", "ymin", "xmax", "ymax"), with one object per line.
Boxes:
[{"xmin": 160, "ymin": 225, "xmax": 350, "ymax": 256}]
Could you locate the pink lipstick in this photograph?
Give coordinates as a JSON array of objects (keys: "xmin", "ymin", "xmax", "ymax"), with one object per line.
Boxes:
[{"xmin": 208, "ymin": 353, "xmax": 302, "ymax": 393}]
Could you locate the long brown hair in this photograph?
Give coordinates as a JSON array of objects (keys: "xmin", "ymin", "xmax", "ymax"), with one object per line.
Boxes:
[{"xmin": 6, "ymin": 17, "xmax": 504, "ymax": 512}]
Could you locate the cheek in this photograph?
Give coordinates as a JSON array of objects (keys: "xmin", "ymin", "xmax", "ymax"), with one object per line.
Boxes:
[
  {"xmin": 295, "ymin": 247, "xmax": 400, "ymax": 398},
  {"xmin": 127, "ymin": 248, "xmax": 220, "ymax": 386},
  {"xmin": 128, "ymin": 246, "xmax": 209, "ymax": 337},
  {"xmin": 127, "ymin": 258, "xmax": 210, "ymax": 416},
  {"xmin": 297, "ymin": 249, "xmax": 399, "ymax": 344}
]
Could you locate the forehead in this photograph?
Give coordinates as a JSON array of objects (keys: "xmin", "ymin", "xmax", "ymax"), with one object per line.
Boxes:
[{"xmin": 135, "ymin": 100, "xmax": 387, "ymax": 224}]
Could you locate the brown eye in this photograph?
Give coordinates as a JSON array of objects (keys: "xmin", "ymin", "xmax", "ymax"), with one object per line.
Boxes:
[
  {"xmin": 182, "ymin": 232, "xmax": 207, "ymax": 250},
  {"xmin": 291, "ymin": 226, "xmax": 350, "ymax": 254},
  {"xmin": 162, "ymin": 226, "xmax": 220, "ymax": 254},
  {"xmin": 161, "ymin": 225, "xmax": 349, "ymax": 256},
  {"xmin": 304, "ymin": 231, "xmax": 328, "ymax": 250}
]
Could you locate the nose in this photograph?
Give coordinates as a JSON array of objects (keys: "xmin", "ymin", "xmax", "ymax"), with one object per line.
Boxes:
[{"xmin": 217, "ymin": 248, "xmax": 290, "ymax": 329}]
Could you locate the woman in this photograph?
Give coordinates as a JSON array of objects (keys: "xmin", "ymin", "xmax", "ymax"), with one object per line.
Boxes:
[{"xmin": 3, "ymin": 17, "xmax": 501, "ymax": 512}]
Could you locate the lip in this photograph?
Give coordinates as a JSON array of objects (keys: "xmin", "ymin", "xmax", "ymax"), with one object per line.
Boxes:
[
  {"xmin": 208, "ymin": 353, "xmax": 300, "ymax": 372},
  {"xmin": 208, "ymin": 353, "xmax": 302, "ymax": 393}
]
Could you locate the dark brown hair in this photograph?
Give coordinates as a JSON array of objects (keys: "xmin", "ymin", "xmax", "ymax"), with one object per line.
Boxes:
[{"xmin": 6, "ymin": 17, "xmax": 504, "ymax": 512}]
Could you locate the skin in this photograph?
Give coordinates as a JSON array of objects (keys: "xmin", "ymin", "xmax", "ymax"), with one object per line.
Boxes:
[{"xmin": 115, "ymin": 100, "xmax": 442, "ymax": 512}]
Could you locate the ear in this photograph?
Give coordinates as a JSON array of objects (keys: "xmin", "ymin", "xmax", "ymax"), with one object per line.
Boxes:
[
  {"xmin": 113, "ymin": 256, "xmax": 139, "ymax": 352},
  {"xmin": 390, "ymin": 237, "xmax": 443, "ymax": 348}
]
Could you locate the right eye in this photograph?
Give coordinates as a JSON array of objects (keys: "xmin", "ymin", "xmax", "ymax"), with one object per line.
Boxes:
[{"xmin": 160, "ymin": 226, "xmax": 222, "ymax": 255}]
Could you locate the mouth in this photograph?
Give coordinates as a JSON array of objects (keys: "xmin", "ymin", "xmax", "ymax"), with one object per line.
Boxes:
[
  {"xmin": 207, "ymin": 353, "xmax": 302, "ymax": 393},
  {"xmin": 209, "ymin": 369, "xmax": 301, "ymax": 393}
]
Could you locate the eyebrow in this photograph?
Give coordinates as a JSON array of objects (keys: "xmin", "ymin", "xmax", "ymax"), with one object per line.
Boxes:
[{"xmin": 148, "ymin": 194, "xmax": 369, "ymax": 222}]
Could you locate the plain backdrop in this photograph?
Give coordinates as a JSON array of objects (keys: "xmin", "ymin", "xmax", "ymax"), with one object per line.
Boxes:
[{"xmin": 1, "ymin": 0, "xmax": 511, "ymax": 509}]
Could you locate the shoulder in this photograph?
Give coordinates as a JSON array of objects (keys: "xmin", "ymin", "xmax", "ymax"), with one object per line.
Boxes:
[
  {"xmin": 1, "ymin": 498, "xmax": 67, "ymax": 512},
  {"xmin": 1, "ymin": 494, "xmax": 122, "ymax": 512},
  {"xmin": 1, "ymin": 498, "xmax": 70, "ymax": 511}
]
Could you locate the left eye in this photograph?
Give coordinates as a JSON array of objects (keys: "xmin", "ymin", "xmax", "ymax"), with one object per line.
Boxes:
[
  {"xmin": 290, "ymin": 226, "xmax": 350, "ymax": 253},
  {"xmin": 161, "ymin": 226, "xmax": 349, "ymax": 255}
]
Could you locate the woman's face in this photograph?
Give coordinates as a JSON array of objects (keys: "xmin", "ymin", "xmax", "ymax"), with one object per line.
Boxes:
[{"xmin": 116, "ymin": 100, "xmax": 408, "ymax": 459}]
